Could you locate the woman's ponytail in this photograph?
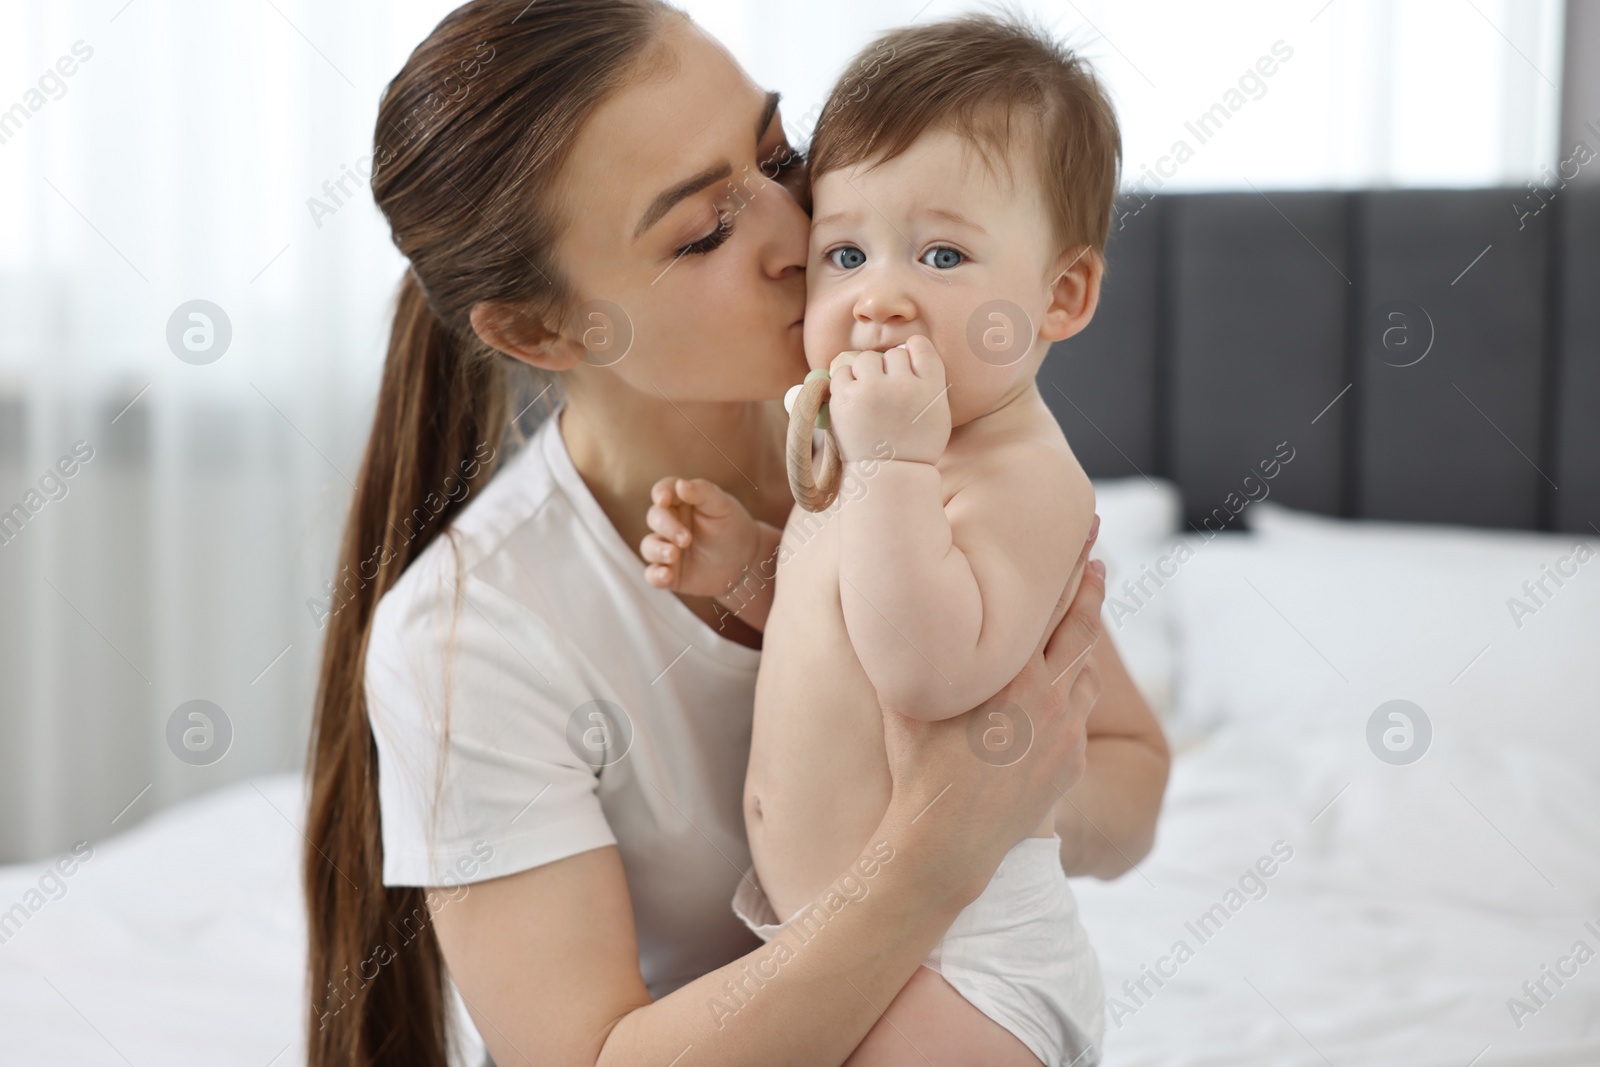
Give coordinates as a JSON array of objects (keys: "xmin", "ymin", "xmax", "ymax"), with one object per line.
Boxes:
[{"xmin": 302, "ymin": 268, "xmax": 507, "ymax": 1067}]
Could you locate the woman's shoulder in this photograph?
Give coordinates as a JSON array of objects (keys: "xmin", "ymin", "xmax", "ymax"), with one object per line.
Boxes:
[{"xmin": 369, "ymin": 421, "xmax": 566, "ymax": 658}]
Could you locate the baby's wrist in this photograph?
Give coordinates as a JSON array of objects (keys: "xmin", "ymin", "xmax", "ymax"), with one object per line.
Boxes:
[
  {"xmin": 846, "ymin": 455, "xmax": 940, "ymax": 475},
  {"xmin": 711, "ymin": 522, "xmax": 780, "ymax": 612}
]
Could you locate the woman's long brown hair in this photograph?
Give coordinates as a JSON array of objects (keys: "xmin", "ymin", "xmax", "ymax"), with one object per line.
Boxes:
[{"xmin": 302, "ymin": 2, "xmax": 674, "ymax": 1063}]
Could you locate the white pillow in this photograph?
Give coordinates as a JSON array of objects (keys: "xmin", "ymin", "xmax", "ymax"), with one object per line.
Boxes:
[
  {"xmin": 1162, "ymin": 523, "xmax": 1600, "ymax": 767},
  {"xmin": 1088, "ymin": 477, "xmax": 1183, "ymax": 720},
  {"xmin": 1244, "ymin": 499, "xmax": 1578, "ymax": 559},
  {"xmin": 1091, "ymin": 476, "xmax": 1183, "ymax": 547}
]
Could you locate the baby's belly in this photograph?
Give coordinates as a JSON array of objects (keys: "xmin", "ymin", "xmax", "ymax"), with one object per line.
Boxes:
[{"xmin": 744, "ymin": 510, "xmax": 891, "ymax": 922}]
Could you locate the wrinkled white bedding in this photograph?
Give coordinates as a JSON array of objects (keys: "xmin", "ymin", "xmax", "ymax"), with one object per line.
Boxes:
[
  {"xmin": 1075, "ymin": 721, "xmax": 1600, "ymax": 1066},
  {"xmin": 0, "ymin": 774, "xmax": 307, "ymax": 1066},
  {"xmin": 1077, "ymin": 514, "xmax": 1600, "ymax": 1066}
]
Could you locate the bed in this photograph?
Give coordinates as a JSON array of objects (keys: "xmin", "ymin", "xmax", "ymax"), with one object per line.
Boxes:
[
  {"xmin": 0, "ymin": 771, "xmax": 308, "ymax": 1065},
  {"xmin": 1076, "ymin": 490, "xmax": 1600, "ymax": 1066},
  {"xmin": 1053, "ymin": 184, "xmax": 1600, "ymax": 1065}
]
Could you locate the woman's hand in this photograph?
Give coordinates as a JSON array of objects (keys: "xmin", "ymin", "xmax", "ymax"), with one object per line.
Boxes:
[{"xmin": 879, "ymin": 516, "xmax": 1106, "ymax": 909}]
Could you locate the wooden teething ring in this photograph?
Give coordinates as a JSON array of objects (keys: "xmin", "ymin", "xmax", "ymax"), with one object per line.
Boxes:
[{"xmin": 785, "ymin": 370, "xmax": 843, "ymax": 512}]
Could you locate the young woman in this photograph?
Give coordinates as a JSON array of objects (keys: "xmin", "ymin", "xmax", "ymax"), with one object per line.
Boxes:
[{"xmin": 302, "ymin": 2, "xmax": 1170, "ymax": 1065}]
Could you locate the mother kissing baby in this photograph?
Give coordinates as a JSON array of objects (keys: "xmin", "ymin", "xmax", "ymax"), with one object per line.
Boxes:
[{"xmin": 306, "ymin": 2, "xmax": 1170, "ymax": 1065}]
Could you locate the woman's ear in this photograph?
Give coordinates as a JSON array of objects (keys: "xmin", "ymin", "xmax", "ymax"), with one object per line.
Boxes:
[
  {"xmin": 1040, "ymin": 247, "xmax": 1104, "ymax": 344},
  {"xmin": 468, "ymin": 299, "xmax": 585, "ymax": 372}
]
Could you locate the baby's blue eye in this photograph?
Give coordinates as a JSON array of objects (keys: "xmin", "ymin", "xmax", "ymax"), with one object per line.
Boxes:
[
  {"xmin": 921, "ymin": 246, "xmax": 964, "ymax": 269},
  {"xmin": 830, "ymin": 246, "xmax": 866, "ymax": 270}
]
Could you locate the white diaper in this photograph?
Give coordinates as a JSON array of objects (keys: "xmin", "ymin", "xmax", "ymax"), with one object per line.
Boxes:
[{"xmin": 731, "ymin": 834, "xmax": 1105, "ymax": 1066}]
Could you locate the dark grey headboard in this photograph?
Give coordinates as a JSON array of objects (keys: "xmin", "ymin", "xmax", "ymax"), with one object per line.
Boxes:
[{"xmin": 1041, "ymin": 186, "xmax": 1600, "ymax": 535}]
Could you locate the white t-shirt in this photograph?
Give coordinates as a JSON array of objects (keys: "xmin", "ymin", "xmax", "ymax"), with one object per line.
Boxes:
[{"xmin": 366, "ymin": 404, "xmax": 764, "ymax": 1000}]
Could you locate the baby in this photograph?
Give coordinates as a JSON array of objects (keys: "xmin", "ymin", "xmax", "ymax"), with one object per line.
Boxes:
[{"xmin": 641, "ymin": 14, "xmax": 1117, "ymax": 1066}]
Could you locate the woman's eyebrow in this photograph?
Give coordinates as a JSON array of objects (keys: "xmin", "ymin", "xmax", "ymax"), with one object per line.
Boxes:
[
  {"xmin": 632, "ymin": 91, "xmax": 781, "ymax": 241},
  {"xmin": 634, "ymin": 161, "xmax": 734, "ymax": 239},
  {"xmin": 755, "ymin": 90, "xmax": 780, "ymax": 142}
]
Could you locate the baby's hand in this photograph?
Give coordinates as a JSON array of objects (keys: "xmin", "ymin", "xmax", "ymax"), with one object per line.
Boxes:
[
  {"xmin": 641, "ymin": 477, "xmax": 761, "ymax": 597},
  {"xmin": 827, "ymin": 335, "xmax": 951, "ymax": 465}
]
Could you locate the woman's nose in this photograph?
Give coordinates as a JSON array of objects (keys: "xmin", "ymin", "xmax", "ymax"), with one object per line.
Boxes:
[{"xmin": 746, "ymin": 166, "xmax": 810, "ymax": 280}]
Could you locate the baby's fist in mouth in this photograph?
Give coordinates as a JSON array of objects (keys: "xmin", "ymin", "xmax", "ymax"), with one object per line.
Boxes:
[{"xmin": 826, "ymin": 335, "xmax": 951, "ymax": 465}]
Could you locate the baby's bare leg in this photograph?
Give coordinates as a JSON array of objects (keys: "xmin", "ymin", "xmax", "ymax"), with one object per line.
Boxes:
[{"xmin": 843, "ymin": 965, "xmax": 1043, "ymax": 1067}]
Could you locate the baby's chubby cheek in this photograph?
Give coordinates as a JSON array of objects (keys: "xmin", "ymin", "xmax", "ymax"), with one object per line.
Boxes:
[{"xmin": 801, "ymin": 300, "xmax": 851, "ymax": 373}]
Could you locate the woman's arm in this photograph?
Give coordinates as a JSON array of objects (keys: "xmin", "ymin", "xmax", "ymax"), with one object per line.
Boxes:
[
  {"xmin": 431, "ymin": 537, "xmax": 1109, "ymax": 1067},
  {"xmin": 1053, "ymin": 629, "xmax": 1171, "ymax": 879},
  {"xmin": 432, "ymin": 821, "xmax": 962, "ymax": 1067}
]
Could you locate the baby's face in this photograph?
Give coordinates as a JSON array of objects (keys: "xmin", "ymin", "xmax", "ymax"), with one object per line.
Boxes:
[{"xmin": 804, "ymin": 127, "xmax": 1064, "ymax": 426}]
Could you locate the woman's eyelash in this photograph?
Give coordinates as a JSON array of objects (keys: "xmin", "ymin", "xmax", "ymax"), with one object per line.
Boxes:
[
  {"xmin": 679, "ymin": 212, "xmax": 733, "ymax": 257},
  {"xmin": 674, "ymin": 146, "xmax": 800, "ymax": 258}
]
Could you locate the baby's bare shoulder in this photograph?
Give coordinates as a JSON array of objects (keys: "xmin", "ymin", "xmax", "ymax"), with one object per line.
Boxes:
[
  {"xmin": 945, "ymin": 428, "xmax": 1094, "ymax": 545},
  {"xmin": 949, "ymin": 424, "xmax": 1089, "ymax": 502}
]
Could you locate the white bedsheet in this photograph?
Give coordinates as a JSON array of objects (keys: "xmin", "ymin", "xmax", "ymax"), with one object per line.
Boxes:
[
  {"xmin": 6, "ymin": 750, "xmax": 1598, "ymax": 1066},
  {"xmin": 1075, "ymin": 705, "xmax": 1600, "ymax": 1066},
  {"xmin": 11, "ymin": 746, "xmax": 1596, "ymax": 1067},
  {"xmin": 1075, "ymin": 519, "xmax": 1600, "ymax": 1066},
  {"xmin": 0, "ymin": 774, "xmax": 308, "ymax": 1066}
]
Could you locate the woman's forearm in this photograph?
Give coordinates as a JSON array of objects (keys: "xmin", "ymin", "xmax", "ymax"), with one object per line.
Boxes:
[
  {"xmin": 1053, "ymin": 635, "xmax": 1171, "ymax": 878},
  {"xmin": 1055, "ymin": 733, "xmax": 1167, "ymax": 878},
  {"xmin": 598, "ymin": 813, "xmax": 964, "ymax": 1067}
]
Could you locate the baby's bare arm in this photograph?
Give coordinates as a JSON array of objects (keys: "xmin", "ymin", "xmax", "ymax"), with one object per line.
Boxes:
[
  {"xmin": 641, "ymin": 476, "xmax": 781, "ymax": 632},
  {"xmin": 839, "ymin": 441, "xmax": 1094, "ymax": 720}
]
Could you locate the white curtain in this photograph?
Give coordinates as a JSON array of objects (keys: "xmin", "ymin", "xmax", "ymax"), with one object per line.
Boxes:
[
  {"xmin": 0, "ymin": 0, "xmax": 1567, "ymax": 863},
  {"xmin": 0, "ymin": 0, "xmax": 464, "ymax": 862},
  {"xmin": 695, "ymin": 0, "xmax": 1568, "ymax": 189}
]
